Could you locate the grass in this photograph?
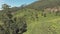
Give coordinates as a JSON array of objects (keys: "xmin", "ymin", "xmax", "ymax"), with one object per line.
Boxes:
[{"xmin": 14, "ymin": 9, "xmax": 60, "ymax": 34}]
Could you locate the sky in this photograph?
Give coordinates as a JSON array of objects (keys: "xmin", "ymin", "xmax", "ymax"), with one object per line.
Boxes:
[{"xmin": 0, "ymin": 0, "xmax": 37, "ymax": 9}]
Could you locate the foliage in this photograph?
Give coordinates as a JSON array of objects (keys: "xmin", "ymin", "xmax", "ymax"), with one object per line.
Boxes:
[
  {"xmin": 14, "ymin": 8, "xmax": 60, "ymax": 34},
  {"xmin": 0, "ymin": 4, "xmax": 27, "ymax": 34},
  {"xmin": 0, "ymin": 0, "xmax": 60, "ymax": 34}
]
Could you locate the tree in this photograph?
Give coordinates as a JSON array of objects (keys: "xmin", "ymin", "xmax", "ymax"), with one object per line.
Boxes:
[
  {"xmin": 42, "ymin": 11, "xmax": 46, "ymax": 17},
  {"xmin": 1, "ymin": 4, "xmax": 27, "ymax": 34},
  {"xmin": 2, "ymin": 4, "xmax": 10, "ymax": 10}
]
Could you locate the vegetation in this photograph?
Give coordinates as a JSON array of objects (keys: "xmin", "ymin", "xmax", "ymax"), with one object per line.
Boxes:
[
  {"xmin": 0, "ymin": 4, "xmax": 27, "ymax": 34},
  {"xmin": 0, "ymin": 0, "xmax": 60, "ymax": 34},
  {"xmin": 26, "ymin": 0, "xmax": 60, "ymax": 10}
]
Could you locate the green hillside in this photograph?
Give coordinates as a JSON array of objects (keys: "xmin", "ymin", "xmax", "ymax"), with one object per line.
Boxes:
[
  {"xmin": 14, "ymin": 9, "xmax": 60, "ymax": 34},
  {"xmin": 0, "ymin": 0, "xmax": 60, "ymax": 34}
]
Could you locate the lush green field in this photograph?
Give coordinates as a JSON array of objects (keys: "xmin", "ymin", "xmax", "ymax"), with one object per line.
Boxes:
[{"xmin": 14, "ymin": 9, "xmax": 60, "ymax": 34}]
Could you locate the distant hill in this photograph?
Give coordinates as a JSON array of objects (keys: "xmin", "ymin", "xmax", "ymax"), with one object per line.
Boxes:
[{"xmin": 26, "ymin": 0, "xmax": 60, "ymax": 10}]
